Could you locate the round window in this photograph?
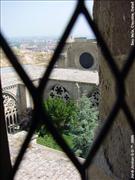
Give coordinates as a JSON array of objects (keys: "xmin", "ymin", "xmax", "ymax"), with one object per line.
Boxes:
[{"xmin": 79, "ymin": 52, "xmax": 94, "ymax": 69}]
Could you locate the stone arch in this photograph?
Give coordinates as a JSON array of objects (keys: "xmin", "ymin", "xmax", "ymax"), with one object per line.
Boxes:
[
  {"xmin": 49, "ymin": 84, "xmax": 70, "ymax": 101},
  {"xmin": 2, "ymin": 91, "xmax": 20, "ymax": 134}
]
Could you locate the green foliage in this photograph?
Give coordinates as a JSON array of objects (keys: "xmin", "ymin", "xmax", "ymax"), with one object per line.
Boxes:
[
  {"xmin": 72, "ymin": 95, "xmax": 99, "ymax": 158},
  {"xmin": 37, "ymin": 95, "xmax": 99, "ymax": 158},
  {"xmin": 37, "ymin": 97, "xmax": 77, "ymax": 136},
  {"xmin": 37, "ymin": 133, "xmax": 61, "ymax": 151},
  {"xmin": 37, "ymin": 133, "xmax": 74, "ymax": 151},
  {"xmin": 37, "ymin": 124, "xmax": 48, "ymax": 137}
]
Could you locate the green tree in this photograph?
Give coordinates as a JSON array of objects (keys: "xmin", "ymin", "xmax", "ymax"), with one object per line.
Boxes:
[{"xmin": 72, "ymin": 95, "xmax": 99, "ymax": 158}]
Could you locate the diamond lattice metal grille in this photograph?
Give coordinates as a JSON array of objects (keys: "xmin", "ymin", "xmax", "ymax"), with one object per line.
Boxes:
[{"xmin": 0, "ymin": 1, "xmax": 135, "ymax": 180}]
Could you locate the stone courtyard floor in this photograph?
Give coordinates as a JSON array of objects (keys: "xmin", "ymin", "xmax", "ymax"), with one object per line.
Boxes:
[
  {"xmin": 8, "ymin": 131, "xmax": 114, "ymax": 180},
  {"xmin": 8, "ymin": 131, "xmax": 81, "ymax": 180}
]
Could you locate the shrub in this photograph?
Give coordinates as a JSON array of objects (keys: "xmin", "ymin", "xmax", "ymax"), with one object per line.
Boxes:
[
  {"xmin": 37, "ymin": 97, "xmax": 77, "ymax": 136},
  {"xmin": 37, "ymin": 96, "xmax": 99, "ymax": 158},
  {"xmin": 19, "ymin": 108, "xmax": 33, "ymax": 131},
  {"xmin": 72, "ymin": 95, "xmax": 99, "ymax": 158}
]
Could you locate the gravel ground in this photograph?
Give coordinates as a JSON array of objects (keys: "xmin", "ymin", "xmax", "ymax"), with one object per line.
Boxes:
[{"xmin": 8, "ymin": 131, "xmax": 81, "ymax": 180}]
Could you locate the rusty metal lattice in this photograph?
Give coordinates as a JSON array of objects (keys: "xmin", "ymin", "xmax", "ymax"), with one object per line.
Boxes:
[{"xmin": 0, "ymin": 0, "xmax": 135, "ymax": 180}]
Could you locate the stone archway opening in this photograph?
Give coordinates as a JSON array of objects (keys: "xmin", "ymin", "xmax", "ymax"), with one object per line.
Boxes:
[
  {"xmin": 3, "ymin": 92, "xmax": 20, "ymax": 134},
  {"xmin": 87, "ymin": 88, "xmax": 100, "ymax": 108},
  {"xmin": 49, "ymin": 84, "xmax": 70, "ymax": 101}
]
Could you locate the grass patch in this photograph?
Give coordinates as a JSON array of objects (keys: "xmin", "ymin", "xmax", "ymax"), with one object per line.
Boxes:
[{"xmin": 37, "ymin": 133, "xmax": 74, "ymax": 152}]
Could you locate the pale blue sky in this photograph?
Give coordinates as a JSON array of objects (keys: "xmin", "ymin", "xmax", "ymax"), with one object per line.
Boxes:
[{"xmin": 1, "ymin": 0, "xmax": 94, "ymax": 39}]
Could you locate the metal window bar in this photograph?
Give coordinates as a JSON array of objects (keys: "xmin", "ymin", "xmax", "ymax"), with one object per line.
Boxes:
[{"xmin": 0, "ymin": 0, "xmax": 135, "ymax": 180}]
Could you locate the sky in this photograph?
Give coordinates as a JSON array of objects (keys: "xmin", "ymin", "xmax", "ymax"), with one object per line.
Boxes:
[{"xmin": 1, "ymin": 0, "xmax": 94, "ymax": 39}]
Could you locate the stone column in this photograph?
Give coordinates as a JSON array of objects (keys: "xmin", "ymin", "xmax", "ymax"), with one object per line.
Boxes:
[
  {"xmin": 17, "ymin": 84, "xmax": 27, "ymax": 117},
  {"xmin": 25, "ymin": 87, "xmax": 33, "ymax": 109},
  {"xmin": 89, "ymin": 1, "xmax": 135, "ymax": 179}
]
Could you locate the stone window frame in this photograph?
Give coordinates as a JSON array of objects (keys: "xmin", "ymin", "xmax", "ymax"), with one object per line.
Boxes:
[
  {"xmin": 79, "ymin": 52, "xmax": 94, "ymax": 69},
  {"xmin": 75, "ymin": 50, "xmax": 98, "ymax": 71},
  {"xmin": 0, "ymin": 0, "xmax": 135, "ymax": 179}
]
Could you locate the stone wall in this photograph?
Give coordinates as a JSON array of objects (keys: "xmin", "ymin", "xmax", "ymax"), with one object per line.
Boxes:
[
  {"xmin": 2, "ymin": 75, "xmax": 99, "ymax": 112},
  {"xmin": 38, "ymin": 79, "xmax": 97, "ymax": 102},
  {"xmin": 90, "ymin": 1, "xmax": 135, "ymax": 179},
  {"xmin": 56, "ymin": 39, "xmax": 99, "ymax": 71}
]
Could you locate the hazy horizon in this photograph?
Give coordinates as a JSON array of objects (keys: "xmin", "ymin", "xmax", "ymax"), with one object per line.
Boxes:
[{"xmin": 1, "ymin": 0, "xmax": 94, "ymax": 39}]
